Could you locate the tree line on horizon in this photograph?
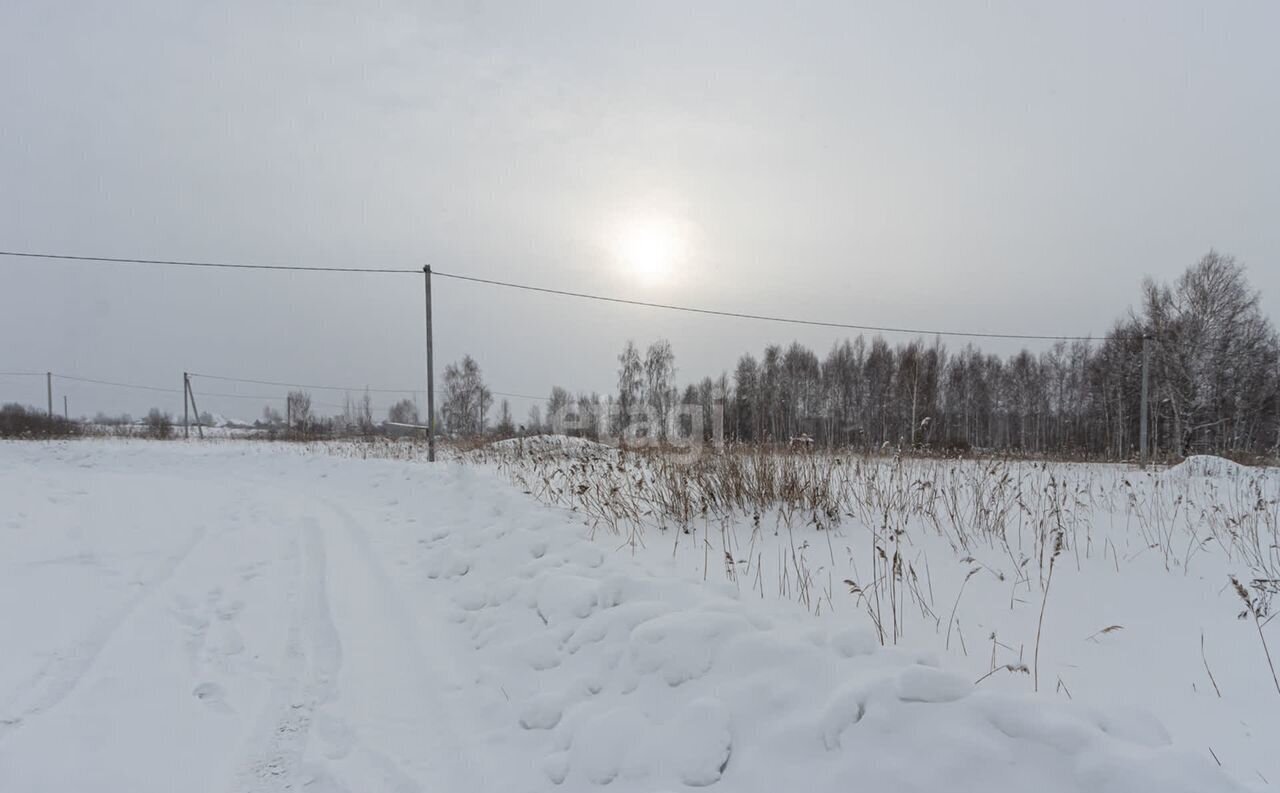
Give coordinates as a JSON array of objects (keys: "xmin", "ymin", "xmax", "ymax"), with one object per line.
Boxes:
[{"xmin": 446, "ymin": 250, "xmax": 1277, "ymax": 460}]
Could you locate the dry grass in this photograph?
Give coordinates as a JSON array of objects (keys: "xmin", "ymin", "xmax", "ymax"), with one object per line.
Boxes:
[{"xmin": 465, "ymin": 441, "xmax": 1280, "ymax": 659}]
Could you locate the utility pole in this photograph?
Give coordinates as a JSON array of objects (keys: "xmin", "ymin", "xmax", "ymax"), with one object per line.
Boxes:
[
  {"xmin": 63, "ymin": 396, "xmax": 68, "ymax": 421},
  {"xmin": 46, "ymin": 372, "xmax": 53, "ymax": 419},
  {"xmin": 183, "ymin": 372, "xmax": 190, "ymax": 439},
  {"xmin": 1139, "ymin": 334, "xmax": 1150, "ymax": 467},
  {"xmin": 187, "ymin": 375, "xmax": 204, "ymax": 440},
  {"xmin": 424, "ymin": 265, "xmax": 436, "ymax": 462}
]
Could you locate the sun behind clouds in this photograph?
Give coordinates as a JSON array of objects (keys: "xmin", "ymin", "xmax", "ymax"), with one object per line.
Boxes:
[{"xmin": 614, "ymin": 214, "xmax": 688, "ymax": 287}]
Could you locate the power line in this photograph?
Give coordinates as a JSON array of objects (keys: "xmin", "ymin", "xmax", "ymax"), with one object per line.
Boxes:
[
  {"xmin": 25, "ymin": 370, "xmax": 546, "ymax": 405},
  {"xmin": 191, "ymin": 372, "xmax": 421, "ymax": 393},
  {"xmin": 201, "ymin": 390, "xmax": 407, "ymax": 410},
  {"xmin": 54, "ymin": 373, "xmax": 182, "ymax": 394},
  {"xmin": 488, "ymin": 390, "xmax": 546, "ymax": 402},
  {"xmin": 0, "ymin": 250, "xmax": 416, "ymax": 274},
  {"xmin": 3, "ymin": 369, "xmax": 547, "ymax": 429},
  {"xmin": 194, "ymin": 389, "xmax": 405, "ymax": 411},
  {"xmin": 197, "ymin": 389, "xmax": 287, "ymax": 402},
  {"xmin": 190, "ymin": 373, "xmax": 546, "ymax": 401},
  {"xmin": 432, "ymin": 271, "xmax": 1103, "ymax": 341},
  {"xmin": 44, "ymin": 374, "xmax": 346, "ymax": 403},
  {"xmin": 1, "ymin": 248, "xmax": 1116, "ymax": 341}
]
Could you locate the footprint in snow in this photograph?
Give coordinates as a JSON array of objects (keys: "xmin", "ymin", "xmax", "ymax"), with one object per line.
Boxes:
[
  {"xmin": 423, "ymin": 549, "xmax": 471, "ymax": 580},
  {"xmin": 193, "ymin": 682, "xmax": 231, "ymax": 712},
  {"xmin": 215, "ymin": 596, "xmax": 245, "ymax": 620}
]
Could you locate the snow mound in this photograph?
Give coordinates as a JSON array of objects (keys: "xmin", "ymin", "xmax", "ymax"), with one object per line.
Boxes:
[
  {"xmin": 1164, "ymin": 455, "xmax": 1251, "ymax": 478},
  {"xmin": 432, "ymin": 467, "xmax": 1244, "ymax": 793}
]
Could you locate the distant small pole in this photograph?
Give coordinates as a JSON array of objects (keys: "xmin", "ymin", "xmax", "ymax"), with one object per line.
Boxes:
[
  {"xmin": 183, "ymin": 372, "xmax": 190, "ymax": 439},
  {"xmin": 1139, "ymin": 334, "xmax": 1150, "ymax": 467},
  {"xmin": 46, "ymin": 372, "xmax": 53, "ymax": 419},
  {"xmin": 424, "ymin": 265, "xmax": 436, "ymax": 462},
  {"xmin": 63, "ymin": 395, "xmax": 68, "ymax": 421}
]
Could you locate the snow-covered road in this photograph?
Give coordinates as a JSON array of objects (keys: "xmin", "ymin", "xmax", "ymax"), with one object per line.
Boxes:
[
  {"xmin": 0, "ymin": 442, "xmax": 1250, "ymax": 791},
  {"xmin": 0, "ymin": 442, "xmax": 484, "ymax": 791}
]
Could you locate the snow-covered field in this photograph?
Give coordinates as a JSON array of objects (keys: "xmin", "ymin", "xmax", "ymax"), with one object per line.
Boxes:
[{"xmin": 0, "ymin": 440, "xmax": 1272, "ymax": 792}]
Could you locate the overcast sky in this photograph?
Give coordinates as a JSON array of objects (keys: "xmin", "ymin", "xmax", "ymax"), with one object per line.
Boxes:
[{"xmin": 2, "ymin": 1, "xmax": 1278, "ymax": 421}]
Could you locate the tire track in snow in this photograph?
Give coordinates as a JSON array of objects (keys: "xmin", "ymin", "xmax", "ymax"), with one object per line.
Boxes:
[
  {"xmin": 313, "ymin": 496, "xmax": 483, "ymax": 791},
  {"xmin": 0, "ymin": 524, "xmax": 208, "ymax": 741},
  {"xmin": 230, "ymin": 493, "xmax": 479, "ymax": 793},
  {"xmin": 232, "ymin": 518, "xmax": 343, "ymax": 792}
]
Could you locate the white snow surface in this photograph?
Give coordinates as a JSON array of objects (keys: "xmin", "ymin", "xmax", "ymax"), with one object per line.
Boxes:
[{"xmin": 0, "ymin": 441, "xmax": 1260, "ymax": 792}]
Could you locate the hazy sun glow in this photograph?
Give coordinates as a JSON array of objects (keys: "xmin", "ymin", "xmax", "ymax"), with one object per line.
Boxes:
[{"xmin": 616, "ymin": 216, "xmax": 685, "ymax": 286}]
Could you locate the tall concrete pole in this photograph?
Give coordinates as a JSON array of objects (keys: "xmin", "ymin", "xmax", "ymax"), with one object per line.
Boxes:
[{"xmin": 424, "ymin": 265, "xmax": 436, "ymax": 462}]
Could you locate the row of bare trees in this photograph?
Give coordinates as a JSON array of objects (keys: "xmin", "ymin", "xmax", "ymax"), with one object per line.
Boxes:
[
  {"xmin": 255, "ymin": 389, "xmax": 421, "ymax": 438},
  {"xmin": 579, "ymin": 251, "xmax": 1276, "ymax": 458}
]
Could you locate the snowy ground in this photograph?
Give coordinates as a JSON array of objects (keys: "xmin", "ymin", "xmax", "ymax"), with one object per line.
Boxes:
[{"xmin": 0, "ymin": 440, "xmax": 1267, "ymax": 792}]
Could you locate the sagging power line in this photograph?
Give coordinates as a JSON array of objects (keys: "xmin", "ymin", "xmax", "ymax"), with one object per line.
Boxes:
[
  {"xmin": 191, "ymin": 372, "xmax": 419, "ymax": 394},
  {"xmin": 1, "ymin": 249, "xmax": 1111, "ymax": 341},
  {"xmin": 56, "ymin": 373, "xmax": 184, "ymax": 394},
  {"xmin": 10, "ymin": 370, "xmax": 544, "ymax": 408},
  {"xmin": 430, "ymin": 271, "xmax": 1106, "ymax": 342},
  {"xmin": 0, "ymin": 250, "xmax": 415, "ymax": 274},
  {"xmin": 189, "ymin": 373, "xmax": 544, "ymax": 402}
]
